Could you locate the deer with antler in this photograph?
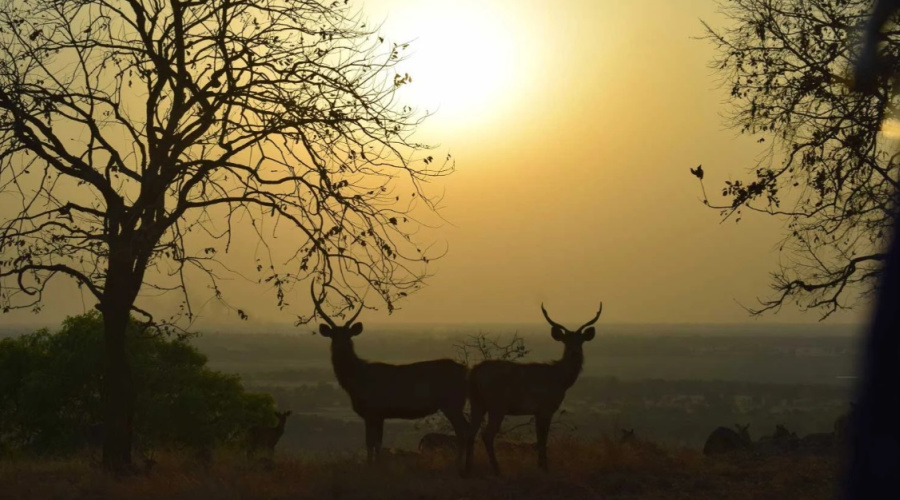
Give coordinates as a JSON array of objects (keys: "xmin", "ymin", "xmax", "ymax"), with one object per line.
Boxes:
[
  {"xmin": 465, "ymin": 302, "xmax": 602, "ymax": 475},
  {"xmin": 311, "ymin": 287, "xmax": 470, "ymax": 474},
  {"xmin": 246, "ymin": 410, "xmax": 292, "ymax": 459}
]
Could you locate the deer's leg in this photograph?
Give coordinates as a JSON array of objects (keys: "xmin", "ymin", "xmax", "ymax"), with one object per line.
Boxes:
[
  {"xmin": 364, "ymin": 417, "xmax": 379, "ymax": 463},
  {"xmin": 483, "ymin": 410, "xmax": 505, "ymax": 476},
  {"xmin": 535, "ymin": 412, "xmax": 552, "ymax": 472},
  {"xmin": 442, "ymin": 408, "xmax": 470, "ymax": 476},
  {"xmin": 466, "ymin": 402, "xmax": 486, "ymax": 475},
  {"xmin": 373, "ymin": 418, "xmax": 384, "ymax": 460}
]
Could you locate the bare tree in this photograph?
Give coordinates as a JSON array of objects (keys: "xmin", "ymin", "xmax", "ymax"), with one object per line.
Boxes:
[
  {"xmin": 453, "ymin": 331, "xmax": 529, "ymax": 366},
  {"xmin": 0, "ymin": 0, "xmax": 450, "ymax": 471},
  {"xmin": 695, "ymin": 0, "xmax": 896, "ymax": 318}
]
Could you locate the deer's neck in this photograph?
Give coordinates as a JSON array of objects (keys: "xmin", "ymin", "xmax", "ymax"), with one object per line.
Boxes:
[
  {"xmin": 553, "ymin": 344, "xmax": 584, "ymax": 389},
  {"xmin": 330, "ymin": 340, "xmax": 365, "ymax": 393},
  {"xmin": 275, "ymin": 418, "xmax": 286, "ymax": 437}
]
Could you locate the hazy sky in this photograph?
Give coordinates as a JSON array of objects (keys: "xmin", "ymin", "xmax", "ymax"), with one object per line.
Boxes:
[{"xmin": 1, "ymin": 0, "xmax": 872, "ymax": 328}]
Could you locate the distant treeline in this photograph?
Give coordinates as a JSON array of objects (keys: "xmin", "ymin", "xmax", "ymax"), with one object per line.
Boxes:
[{"xmin": 202, "ymin": 330, "xmax": 858, "ymax": 386}]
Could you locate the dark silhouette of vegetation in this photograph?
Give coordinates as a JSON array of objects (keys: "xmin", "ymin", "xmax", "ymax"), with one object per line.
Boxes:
[
  {"xmin": 466, "ymin": 303, "xmax": 602, "ymax": 475},
  {"xmin": 0, "ymin": 312, "xmax": 276, "ymax": 458},
  {"xmin": 0, "ymin": 0, "xmax": 450, "ymax": 470},
  {"xmin": 453, "ymin": 332, "xmax": 530, "ymax": 365},
  {"xmin": 697, "ymin": 0, "xmax": 896, "ymax": 318},
  {"xmin": 844, "ymin": 3, "xmax": 900, "ymax": 499},
  {"xmin": 851, "ymin": 0, "xmax": 900, "ymax": 92},
  {"xmin": 312, "ymin": 287, "xmax": 469, "ymax": 474},
  {"xmin": 702, "ymin": 424, "xmax": 751, "ymax": 455}
]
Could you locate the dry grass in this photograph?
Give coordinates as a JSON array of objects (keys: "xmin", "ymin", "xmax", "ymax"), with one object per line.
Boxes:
[{"xmin": 0, "ymin": 437, "xmax": 840, "ymax": 500}]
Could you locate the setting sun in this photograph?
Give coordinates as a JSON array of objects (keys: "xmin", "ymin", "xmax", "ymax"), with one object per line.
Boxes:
[{"xmin": 376, "ymin": 0, "xmax": 535, "ymax": 129}]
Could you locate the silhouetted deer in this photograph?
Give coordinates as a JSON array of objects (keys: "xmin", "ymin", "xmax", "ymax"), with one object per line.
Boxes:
[
  {"xmin": 703, "ymin": 424, "xmax": 751, "ymax": 456},
  {"xmin": 246, "ymin": 410, "xmax": 291, "ymax": 458},
  {"xmin": 466, "ymin": 302, "xmax": 602, "ymax": 475},
  {"xmin": 418, "ymin": 432, "xmax": 458, "ymax": 454},
  {"xmin": 312, "ymin": 290, "xmax": 470, "ymax": 474},
  {"xmin": 617, "ymin": 428, "xmax": 668, "ymax": 461},
  {"xmin": 756, "ymin": 424, "xmax": 798, "ymax": 456}
]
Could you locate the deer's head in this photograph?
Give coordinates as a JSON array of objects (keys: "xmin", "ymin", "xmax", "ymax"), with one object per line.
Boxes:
[
  {"xmin": 312, "ymin": 287, "xmax": 363, "ymax": 343},
  {"xmin": 734, "ymin": 423, "xmax": 751, "ymax": 442},
  {"xmin": 541, "ymin": 302, "xmax": 603, "ymax": 347},
  {"xmin": 773, "ymin": 424, "xmax": 790, "ymax": 439}
]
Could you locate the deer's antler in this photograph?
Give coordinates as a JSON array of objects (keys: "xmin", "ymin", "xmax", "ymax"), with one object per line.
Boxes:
[
  {"xmin": 540, "ymin": 303, "xmax": 567, "ymax": 331},
  {"xmin": 344, "ymin": 301, "xmax": 363, "ymax": 326},
  {"xmin": 576, "ymin": 303, "xmax": 603, "ymax": 332},
  {"xmin": 310, "ymin": 282, "xmax": 337, "ymax": 328}
]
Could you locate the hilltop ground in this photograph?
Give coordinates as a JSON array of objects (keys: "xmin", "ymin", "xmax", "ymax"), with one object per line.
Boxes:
[{"xmin": 0, "ymin": 436, "xmax": 839, "ymax": 500}]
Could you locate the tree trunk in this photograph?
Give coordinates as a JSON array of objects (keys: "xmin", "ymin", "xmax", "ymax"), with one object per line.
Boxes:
[{"xmin": 100, "ymin": 273, "xmax": 137, "ymax": 473}]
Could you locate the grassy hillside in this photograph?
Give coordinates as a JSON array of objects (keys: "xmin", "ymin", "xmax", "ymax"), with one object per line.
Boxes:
[{"xmin": 0, "ymin": 436, "xmax": 839, "ymax": 500}]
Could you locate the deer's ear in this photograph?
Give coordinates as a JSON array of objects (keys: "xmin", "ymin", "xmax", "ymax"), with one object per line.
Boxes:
[
  {"xmin": 581, "ymin": 327, "xmax": 596, "ymax": 341},
  {"xmin": 349, "ymin": 322, "xmax": 364, "ymax": 336},
  {"xmin": 551, "ymin": 326, "xmax": 566, "ymax": 341},
  {"xmin": 319, "ymin": 324, "xmax": 333, "ymax": 337}
]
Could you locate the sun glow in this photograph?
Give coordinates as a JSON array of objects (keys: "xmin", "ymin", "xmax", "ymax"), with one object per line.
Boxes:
[
  {"xmin": 377, "ymin": 0, "xmax": 535, "ymax": 130},
  {"xmin": 881, "ymin": 117, "xmax": 900, "ymax": 139}
]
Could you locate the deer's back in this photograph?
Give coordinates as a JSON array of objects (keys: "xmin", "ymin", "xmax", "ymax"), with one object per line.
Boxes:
[
  {"xmin": 346, "ymin": 358, "xmax": 467, "ymax": 418},
  {"xmin": 247, "ymin": 426, "xmax": 280, "ymax": 449},
  {"xmin": 799, "ymin": 432, "xmax": 833, "ymax": 452},
  {"xmin": 469, "ymin": 360, "xmax": 567, "ymax": 415},
  {"xmin": 418, "ymin": 432, "xmax": 458, "ymax": 452},
  {"xmin": 703, "ymin": 427, "xmax": 748, "ymax": 455}
]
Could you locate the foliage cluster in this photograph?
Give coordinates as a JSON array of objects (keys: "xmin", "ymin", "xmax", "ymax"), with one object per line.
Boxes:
[{"xmin": 0, "ymin": 312, "xmax": 275, "ymax": 456}]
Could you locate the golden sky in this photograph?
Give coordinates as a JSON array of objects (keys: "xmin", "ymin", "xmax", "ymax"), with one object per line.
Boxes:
[
  {"xmin": 351, "ymin": 0, "xmax": 868, "ymax": 326},
  {"xmin": 1, "ymin": 0, "xmax": 870, "ymax": 328}
]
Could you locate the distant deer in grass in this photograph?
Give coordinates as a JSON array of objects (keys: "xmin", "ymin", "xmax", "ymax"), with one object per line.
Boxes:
[
  {"xmin": 246, "ymin": 410, "xmax": 291, "ymax": 459},
  {"xmin": 833, "ymin": 402, "xmax": 855, "ymax": 443},
  {"xmin": 312, "ymin": 289, "xmax": 470, "ymax": 474},
  {"xmin": 799, "ymin": 431, "xmax": 834, "ymax": 454},
  {"xmin": 618, "ymin": 428, "xmax": 668, "ymax": 461},
  {"xmin": 703, "ymin": 424, "xmax": 751, "ymax": 456},
  {"xmin": 494, "ymin": 440, "xmax": 536, "ymax": 454},
  {"xmin": 418, "ymin": 432, "xmax": 458, "ymax": 454},
  {"xmin": 756, "ymin": 424, "xmax": 798, "ymax": 456},
  {"xmin": 466, "ymin": 302, "xmax": 602, "ymax": 475}
]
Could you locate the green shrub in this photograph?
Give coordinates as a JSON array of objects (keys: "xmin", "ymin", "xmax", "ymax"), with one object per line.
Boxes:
[{"xmin": 0, "ymin": 311, "xmax": 275, "ymax": 456}]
